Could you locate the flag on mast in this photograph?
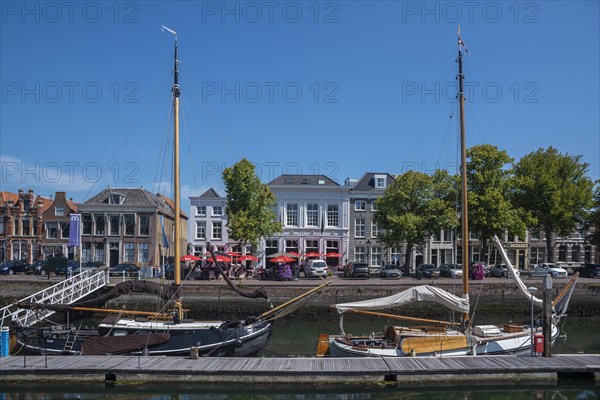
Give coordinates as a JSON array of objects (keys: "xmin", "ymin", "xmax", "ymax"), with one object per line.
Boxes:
[{"xmin": 161, "ymin": 216, "xmax": 169, "ymax": 248}]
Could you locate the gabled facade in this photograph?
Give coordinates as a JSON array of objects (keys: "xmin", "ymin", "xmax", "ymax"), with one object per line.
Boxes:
[
  {"xmin": 188, "ymin": 188, "xmax": 230, "ymax": 255},
  {"xmin": 78, "ymin": 188, "xmax": 187, "ymax": 267},
  {"xmin": 40, "ymin": 192, "xmax": 79, "ymax": 260},
  {"xmin": 0, "ymin": 189, "xmax": 52, "ymax": 262},
  {"xmin": 347, "ymin": 173, "xmax": 397, "ymax": 269},
  {"xmin": 267, "ymin": 175, "xmax": 350, "ymax": 267}
]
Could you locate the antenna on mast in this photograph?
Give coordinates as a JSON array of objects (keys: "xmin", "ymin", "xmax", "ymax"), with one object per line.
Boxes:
[{"xmin": 161, "ymin": 25, "xmax": 177, "ymax": 40}]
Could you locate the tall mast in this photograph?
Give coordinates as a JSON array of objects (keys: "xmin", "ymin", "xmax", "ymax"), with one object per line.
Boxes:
[
  {"xmin": 458, "ymin": 29, "xmax": 470, "ymax": 324},
  {"xmin": 164, "ymin": 26, "xmax": 183, "ymax": 319}
]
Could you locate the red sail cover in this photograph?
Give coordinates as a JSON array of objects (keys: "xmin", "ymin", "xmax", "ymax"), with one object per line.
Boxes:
[{"xmin": 81, "ymin": 333, "xmax": 171, "ymax": 355}]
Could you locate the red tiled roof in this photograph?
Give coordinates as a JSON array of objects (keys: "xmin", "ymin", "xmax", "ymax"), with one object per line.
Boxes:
[{"xmin": 157, "ymin": 193, "xmax": 188, "ymax": 219}]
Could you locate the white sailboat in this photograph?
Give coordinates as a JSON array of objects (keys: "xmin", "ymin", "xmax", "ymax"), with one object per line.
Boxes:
[{"xmin": 323, "ymin": 31, "xmax": 579, "ymax": 358}]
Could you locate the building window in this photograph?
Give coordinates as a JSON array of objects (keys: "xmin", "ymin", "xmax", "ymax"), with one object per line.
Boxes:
[
  {"xmin": 46, "ymin": 222, "xmax": 58, "ymax": 239},
  {"xmin": 212, "ymin": 222, "xmax": 222, "ymax": 240},
  {"xmin": 374, "ymin": 175, "xmax": 386, "ymax": 189},
  {"xmin": 138, "ymin": 243, "xmax": 149, "ymax": 264},
  {"xmin": 354, "ymin": 246, "xmax": 366, "ymax": 263},
  {"xmin": 372, "ymin": 221, "xmax": 382, "ymax": 238},
  {"xmin": 371, "ymin": 200, "xmax": 378, "ymax": 211},
  {"xmin": 558, "ymin": 246, "xmax": 567, "ymax": 262},
  {"xmin": 286, "ymin": 203, "xmax": 298, "ymax": 226},
  {"xmin": 109, "ymin": 215, "xmax": 120, "ymax": 235},
  {"xmin": 0, "ymin": 221, "xmax": 4, "ymax": 235},
  {"xmin": 55, "ymin": 207, "xmax": 64, "ymax": 216},
  {"xmin": 196, "ymin": 221, "xmax": 206, "ymax": 240},
  {"xmin": 327, "ymin": 204, "xmax": 339, "ymax": 227},
  {"xmin": 60, "ymin": 222, "xmax": 70, "ymax": 239},
  {"xmin": 212, "ymin": 206, "xmax": 223, "ymax": 216},
  {"xmin": 571, "ymin": 246, "xmax": 580, "ymax": 262},
  {"xmin": 109, "ymin": 193, "xmax": 124, "ymax": 205},
  {"xmin": 82, "ymin": 242, "xmax": 92, "ymax": 262},
  {"xmin": 372, "ymin": 247, "xmax": 382, "ymax": 266},
  {"xmin": 431, "ymin": 249, "xmax": 438, "ymax": 266},
  {"xmin": 306, "ymin": 203, "xmax": 319, "ymax": 226},
  {"xmin": 22, "ymin": 219, "xmax": 30, "ymax": 236},
  {"xmin": 530, "ymin": 247, "xmax": 545, "ymax": 266},
  {"xmin": 305, "ymin": 240, "xmax": 319, "ymax": 254},
  {"xmin": 94, "ymin": 242, "xmax": 104, "ymax": 262},
  {"xmin": 82, "ymin": 214, "xmax": 92, "ymax": 235},
  {"xmin": 139, "ymin": 214, "xmax": 149, "ymax": 236},
  {"xmin": 124, "ymin": 214, "xmax": 135, "ymax": 236},
  {"xmin": 124, "ymin": 242, "xmax": 135, "ymax": 262},
  {"xmin": 94, "ymin": 214, "xmax": 105, "ymax": 235},
  {"xmin": 285, "ymin": 239, "xmax": 299, "ymax": 253},
  {"xmin": 196, "ymin": 206, "xmax": 206, "ymax": 216},
  {"xmin": 355, "ymin": 219, "xmax": 365, "ymax": 237},
  {"xmin": 355, "ymin": 200, "xmax": 366, "ymax": 211}
]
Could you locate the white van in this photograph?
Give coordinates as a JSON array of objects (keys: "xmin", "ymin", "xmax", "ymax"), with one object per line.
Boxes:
[{"xmin": 304, "ymin": 259, "xmax": 328, "ymax": 277}]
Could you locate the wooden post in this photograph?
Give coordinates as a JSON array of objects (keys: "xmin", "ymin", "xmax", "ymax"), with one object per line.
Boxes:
[{"xmin": 543, "ymin": 274, "xmax": 553, "ymax": 357}]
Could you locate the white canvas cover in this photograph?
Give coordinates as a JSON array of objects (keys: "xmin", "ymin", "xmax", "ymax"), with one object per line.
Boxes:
[{"xmin": 334, "ymin": 285, "xmax": 470, "ymax": 314}]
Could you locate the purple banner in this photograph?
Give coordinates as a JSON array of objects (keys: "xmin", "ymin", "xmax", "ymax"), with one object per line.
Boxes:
[{"xmin": 69, "ymin": 214, "xmax": 81, "ymax": 247}]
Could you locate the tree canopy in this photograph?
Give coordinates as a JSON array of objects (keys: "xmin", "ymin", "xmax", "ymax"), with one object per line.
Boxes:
[
  {"xmin": 374, "ymin": 170, "xmax": 458, "ymax": 269},
  {"xmin": 512, "ymin": 147, "xmax": 593, "ymax": 262},
  {"xmin": 222, "ymin": 159, "xmax": 281, "ymax": 251}
]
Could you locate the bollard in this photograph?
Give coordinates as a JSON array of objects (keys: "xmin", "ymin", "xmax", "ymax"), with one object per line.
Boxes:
[
  {"xmin": 1, "ymin": 326, "xmax": 10, "ymax": 357},
  {"xmin": 190, "ymin": 346, "xmax": 199, "ymax": 359}
]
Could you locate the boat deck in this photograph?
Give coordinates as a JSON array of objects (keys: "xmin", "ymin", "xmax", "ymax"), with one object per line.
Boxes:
[{"xmin": 1, "ymin": 354, "xmax": 598, "ymax": 385}]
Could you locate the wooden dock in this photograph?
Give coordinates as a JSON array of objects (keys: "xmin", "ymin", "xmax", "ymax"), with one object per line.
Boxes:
[{"xmin": 1, "ymin": 354, "xmax": 598, "ymax": 385}]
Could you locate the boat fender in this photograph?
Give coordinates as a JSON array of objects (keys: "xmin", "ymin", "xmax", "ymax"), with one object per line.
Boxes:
[
  {"xmin": 369, "ymin": 332, "xmax": 375, "ymax": 340},
  {"xmin": 234, "ymin": 339, "xmax": 243, "ymax": 348}
]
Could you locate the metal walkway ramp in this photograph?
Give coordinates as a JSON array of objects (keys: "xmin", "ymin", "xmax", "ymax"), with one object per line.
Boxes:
[{"xmin": 0, "ymin": 270, "xmax": 108, "ymax": 327}]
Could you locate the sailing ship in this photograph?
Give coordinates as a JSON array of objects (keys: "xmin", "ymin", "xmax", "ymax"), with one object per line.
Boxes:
[
  {"xmin": 15, "ymin": 28, "xmax": 329, "ymax": 357},
  {"xmin": 320, "ymin": 32, "xmax": 579, "ymax": 358}
]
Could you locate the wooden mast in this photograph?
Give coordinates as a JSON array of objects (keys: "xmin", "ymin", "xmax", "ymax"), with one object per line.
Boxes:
[
  {"xmin": 166, "ymin": 27, "xmax": 183, "ymax": 319},
  {"xmin": 458, "ymin": 29, "xmax": 470, "ymax": 325}
]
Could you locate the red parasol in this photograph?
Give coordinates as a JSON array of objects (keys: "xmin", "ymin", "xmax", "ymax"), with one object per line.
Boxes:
[
  {"xmin": 305, "ymin": 252, "xmax": 320, "ymax": 258},
  {"xmin": 325, "ymin": 252, "xmax": 341, "ymax": 258},
  {"xmin": 180, "ymin": 254, "xmax": 201, "ymax": 261},
  {"xmin": 238, "ymin": 255, "xmax": 259, "ymax": 261},
  {"xmin": 269, "ymin": 255, "xmax": 295, "ymax": 263}
]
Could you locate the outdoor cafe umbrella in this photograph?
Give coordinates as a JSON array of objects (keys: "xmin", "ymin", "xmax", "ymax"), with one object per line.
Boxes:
[
  {"xmin": 180, "ymin": 254, "xmax": 201, "ymax": 261},
  {"xmin": 226, "ymin": 251, "xmax": 241, "ymax": 257},
  {"xmin": 269, "ymin": 252, "xmax": 299, "ymax": 258},
  {"xmin": 325, "ymin": 252, "xmax": 341, "ymax": 258},
  {"xmin": 304, "ymin": 252, "xmax": 320, "ymax": 258},
  {"xmin": 238, "ymin": 255, "xmax": 259, "ymax": 261},
  {"xmin": 269, "ymin": 255, "xmax": 295, "ymax": 263}
]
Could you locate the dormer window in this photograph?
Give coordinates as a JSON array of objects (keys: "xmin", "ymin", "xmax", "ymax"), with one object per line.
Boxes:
[
  {"xmin": 109, "ymin": 193, "xmax": 125, "ymax": 205},
  {"xmin": 55, "ymin": 207, "xmax": 65, "ymax": 216},
  {"xmin": 374, "ymin": 175, "xmax": 387, "ymax": 189}
]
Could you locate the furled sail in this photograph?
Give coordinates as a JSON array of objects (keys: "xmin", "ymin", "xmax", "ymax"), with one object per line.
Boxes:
[{"xmin": 334, "ymin": 285, "xmax": 470, "ymax": 314}]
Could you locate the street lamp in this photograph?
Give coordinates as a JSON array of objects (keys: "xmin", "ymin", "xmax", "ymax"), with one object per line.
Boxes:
[{"xmin": 527, "ymin": 286, "xmax": 538, "ymax": 357}]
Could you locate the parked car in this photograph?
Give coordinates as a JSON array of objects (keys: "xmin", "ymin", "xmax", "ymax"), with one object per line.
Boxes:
[
  {"xmin": 416, "ymin": 264, "xmax": 440, "ymax": 279},
  {"xmin": 343, "ymin": 262, "xmax": 369, "ymax": 279},
  {"xmin": 529, "ymin": 263, "xmax": 568, "ymax": 278},
  {"xmin": 0, "ymin": 260, "xmax": 30, "ymax": 275},
  {"xmin": 490, "ymin": 264, "xmax": 519, "ymax": 278},
  {"xmin": 25, "ymin": 260, "xmax": 49, "ymax": 275},
  {"xmin": 379, "ymin": 264, "xmax": 402, "ymax": 279},
  {"xmin": 573, "ymin": 263, "xmax": 600, "ymax": 278},
  {"xmin": 81, "ymin": 261, "xmax": 105, "ymax": 274},
  {"xmin": 55, "ymin": 260, "xmax": 81, "ymax": 276},
  {"xmin": 469, "ymin": 262, "xmax": 489, "ymax": 279},
  {"xmin": 108, "ymin": 263, "xmax": 140, "ymax": 278},
  {"xmin": 439, "ymin": 263, "xmax": 463, "ymax": 278},
  {"xmin": 304, "ymin": 259, "xmax": 329, "ymax": 278}
]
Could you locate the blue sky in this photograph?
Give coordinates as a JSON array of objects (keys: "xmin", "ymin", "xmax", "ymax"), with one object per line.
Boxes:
[{"xmin": 1, "ymin": 1, "xmax": 599, "ymax": 214}]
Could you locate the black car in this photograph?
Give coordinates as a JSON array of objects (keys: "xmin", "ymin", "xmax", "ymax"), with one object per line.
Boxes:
[
  {"xmin": 574, "ymin": 263, "xmax": 600, "ymax": 278},
  {"xmin": 416, "ymin": 264, "xmax": 440, "ymax": 279},
  {"xmin": 108, "ymin": 263, "xmax": 140, "ymax": 278},
  {"xmin": 0, "ymin": 260, "xmax": 30, "ymax": 275},
  {"xmin": 343, "ymin": 262, "xmax": 370, "ymax": 279},
  {"xmin": 55, "ymin": 260, "xmax": 81, "ymax": 276},
  {"xmin": 25, "ymin": 260, "xmax": 49, "ymax": 275}
]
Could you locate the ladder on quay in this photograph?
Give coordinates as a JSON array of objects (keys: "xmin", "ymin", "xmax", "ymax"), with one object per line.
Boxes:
[{"xmin": 0, "ymin": 270, "xmax": 108, "ymax": 327}]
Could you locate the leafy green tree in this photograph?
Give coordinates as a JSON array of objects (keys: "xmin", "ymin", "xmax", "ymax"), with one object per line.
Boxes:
[
  {"xmin": 466, "ymin": 144, "xmax": 527, "ymax": 261},
  {"xmin": 586, "ymin": 180, "xmax": 600, "ymax": 247},
  {"xmin": 374, "ymin": 170, "xmax": 458, "ymax": 272},
  {"xmin": 513, "ymin": 147, "xmax": 593, "ymax": 262},
  {"xmin": 222, "ymin": 159, "xmax": 281, "ymax": 251}
]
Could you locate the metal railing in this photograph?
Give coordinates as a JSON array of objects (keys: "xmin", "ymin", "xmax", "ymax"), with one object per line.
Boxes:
[{"xmin": 0, "ymin": 270, "xmax": 108, "ymax": 327}]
